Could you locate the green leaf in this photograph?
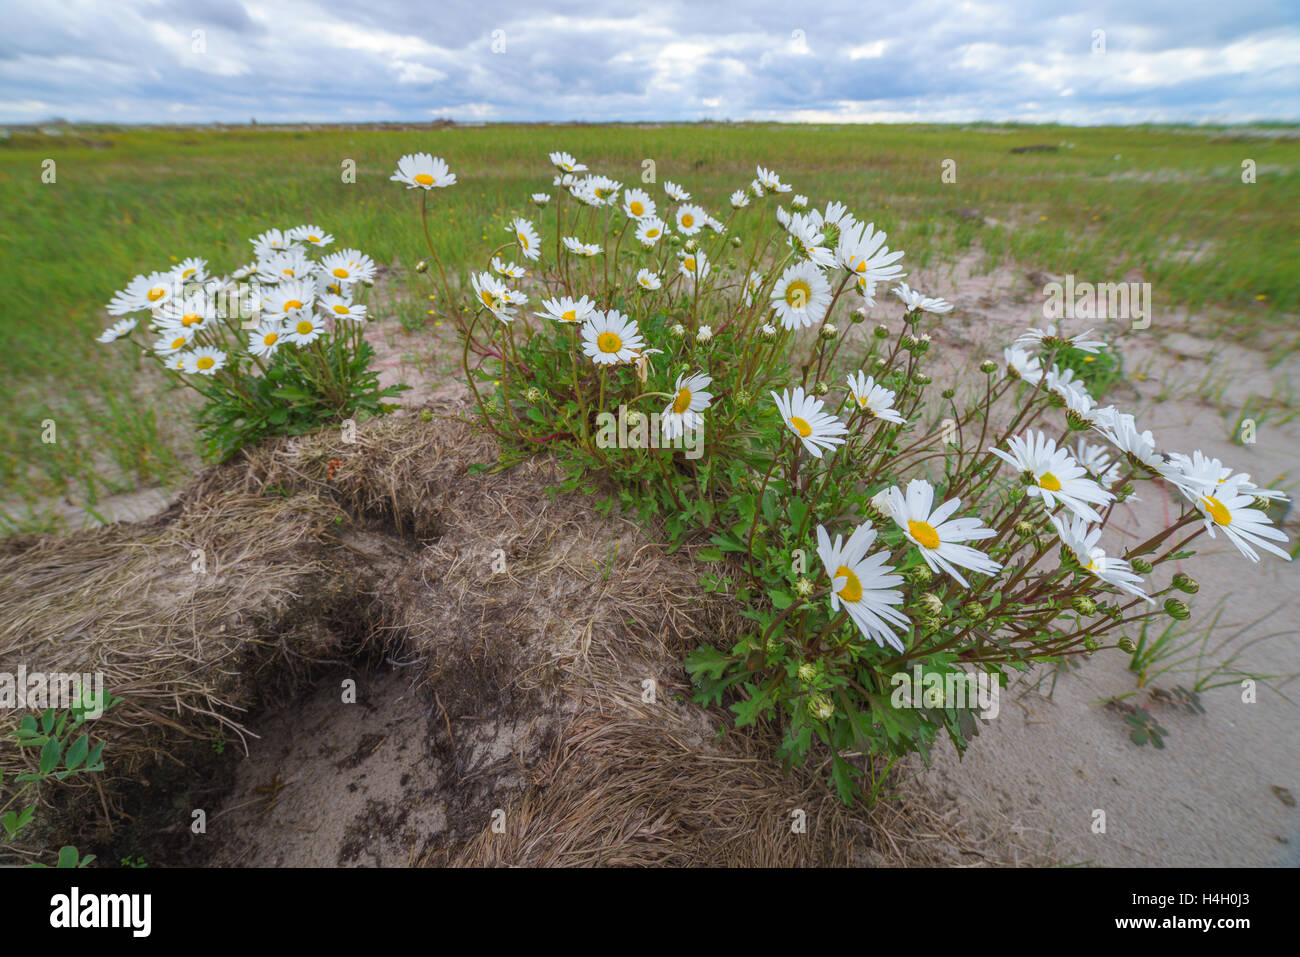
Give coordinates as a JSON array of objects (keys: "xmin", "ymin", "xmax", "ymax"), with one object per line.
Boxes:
[
  {"xmin": 695, "ymin": 546, "xmax": 724, "ymax": 562},
  {"xmin": 64, "ymin": 733, "xmax": 89, "ymax": 771},
  {"xmin": 56, "ymin": 846, "xmax": 81, "ymax": 868},
  {"xmin": 39, "ymin": 736, "xmax": 62, "ymax": 775}
]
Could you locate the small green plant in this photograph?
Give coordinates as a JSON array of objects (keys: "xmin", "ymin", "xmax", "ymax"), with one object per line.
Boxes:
[
  {"xmin": 120, "ymin": 855, "xmax": 149, "ymax": 868},
  {"xmin": 2, "ymin": 689, "xmax": 119, "ymax": 867},
  {"xmin": 1124, "ymin": 706, "xmax": 1168, "ymax": 749}
]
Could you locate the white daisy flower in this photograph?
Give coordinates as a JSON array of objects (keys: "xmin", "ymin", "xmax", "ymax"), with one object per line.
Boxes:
[
  {"xmin": 1091, "ymin": 409, "xmax": 1163, "ymax": 470},
  {"xmin": 1016, "ymin": 324, "xmax": 1106, "ymax": 354},
  {"xmin": 749, "ymin": 178, "xmax": 765, "ymax": 198},
  {"xmin": 531, "ymin": 192, "xmax": 551, "ymax": 206},
  {"xmin": 96, "ymin": 318, "xmax": 137, "ymax": 343},
  {"xmin": 755, "ymin": 165, "xmax": 793, "ymax": 193},
  {"xmin": 260, "ymin": 278, "xmax": 317, "ymax": 319},
  {"xmin": 846, "ymin": 372, "xmax": 906, "ymax": 424},
  {"xmin": 816, "ymin": 523, "xmax": 911, "ymax": 652},
  {"xmin": 287, "ymin": 225, "xmax": 334, "ymax": 247},
  {"xmin": 770, "ymin": 261, "xmax": 831, "ymax": 330},
  {"xmin": 1051, "ymin": 514, "xmax": 1155, "ymax": 604},
  {"xmin": 635, "ymin": 268, "xmax": 661, "ymax": 291},
  {"xmin": 1159, "ymin": 450, "xmax": 1288, "ymax": 504},
  {"xmin": 153, "ymin": 329, "xmax": 194, "ymax": 355},
  {"xmin": 771, "ymin": 387, "xmax": 847, "ymax": 459},
  {"xmin": 989, "ymin": 430, "xmax": 1114, "ymax": 523},
  {"xmin": 284, "ymin": 311, "xmax": 325, "ymax": 345},
  {"xmin": 319, "ymin": 249, "xmax": 376, "ymax": 285},
  {"xmin": 743, "ymin": 270, "xmax": 766, "ymax": 307},
  {"xmin": 622, "ymin": 188, "xmax": 655, "ymax": 220},
  {"xmin": 791, "ymin": 194, "xmax": 809, "ymax": 210},
  {"xmin": 172, "ymin": 257, "xmax": 209, "ymax": 284},
  {"xmin": 181, "ymin": 345, "xmax": 226, "ymax": 375},
  {"xmin": 1192, "ymin": 483, "xmax": 1292, "ymax": 562},
  {"xmin": 581, "ymin": 310, "xmax": 643, "ymax": 365},
  {"xmin": 663, "ymin": 181, "xmax": 690, "ymax": 201},
  {"xmin": 785, "ymin": 212, "xmax": 836, "ymax": 268},
  {"xmin": 675, "ymin": 204, "xmax": 706, "ymax": 235},
  {"xmin": 509, "ymin": 218, "xmax": 541, "ymax": 262},
  {"xmin": 882, "ymin": 479, "xmax": 1002, "ymax": 587},
  {"xmin": 391, "ymin": 153, "xmax": 456, "ymax": 189},
  {"xmin": 156, "ymin": 290, "xmax": 217, "ymax": 334},
  {"xmin": 107, "ymin": 271, "xmax": 179, "ymax": 314},
  {"xmin": 1074, "ymin": 438, "xmax": 1124, "ymax": 487},
  {"xmin": 318, "ymin": 293, "xmax": 366, "ymax": 321},
  {"xmin": 248, "ymin": 321, "xmax": 285, "ymax": 358},
  {"xmin": 549, "ymin": 151, "xmax": 587, "ymax": 173},
  {"xmin": 635, "ymin": 217, "xmax": 667, "ymax": 247},
  {"xmin": 661, "ymin": 372, "xmax": 713, "ymax": 441},
  {"xmin": 1004, "ymin": 345, "xmax": 1044, "ymax": 384},
  {"xmin": 491, "ymin": 257, "xmax": 526, "ymax": 279},
  {"xmin": 837, "ymin": 222, "xmax": 906, "ymax": 302},
  {"xmin": 729, "ymin": 190, "xmax": 750, "ymax": 209},
  {"xmin": 250, "ymin": 228, "xmax": 293, "ymax": 259},
  {"xmin": 471, "ymin": 271, "xmax": 519, "ymax": 322},
  {"xmin": 255, "ymin": 247, "xmax": 315, "ymax": 284},
  {"xmin": 537, "ymin": 294, "xmax": 597, "ymax": 324},
  {"xmin": 582, "ymin": 174, "xmax": 622, "ymax": 205},
  {"xmin": 563, "ymin": 236, "xmax": 601, "ymax": 257},
  {"xmin": 893, "ymin": 281, "xmax": 953, "ymax": 314},
  {"xmin": 814, "ymin": 200, "xmax": 857, "ymax": 236},
  {"xmin": 679, "ymin": 251, "xmax": 710, "ymax": 281}
]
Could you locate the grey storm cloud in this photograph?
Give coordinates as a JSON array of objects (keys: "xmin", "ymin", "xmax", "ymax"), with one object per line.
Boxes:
[{"xmin": 1, "ymin": 0, "xmax": 1297, "ymax": 124}]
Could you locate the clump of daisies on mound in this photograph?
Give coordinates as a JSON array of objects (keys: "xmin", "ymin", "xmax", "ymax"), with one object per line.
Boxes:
[
  {"xmin": 96, "ymin": 227, "xmax": 405, "ymax": 458},
  {"xmin": 396, "ymin": 150, "xmax": 1292, "ymax": 804}
]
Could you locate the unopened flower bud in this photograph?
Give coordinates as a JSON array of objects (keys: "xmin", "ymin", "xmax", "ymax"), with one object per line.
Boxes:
[
  {"xmin": 963, "ymin": 601, "xmax": 986, "ymax": 621},
  {"xmin": 874, "ymin": 324, "xmax": 890, "ymax": 340},
  {"xmin": 920, "ymin": 593, "xmax": 944, "ymax": 617},
  {"xmin": 906, "ymin": 565, "xmax": 933, "ymax": 586},
  {"xmin": 1015, "ymin": 520, "xmax": 1037, "ymax": 537},
  {"xmin": 912, "ymin": 372, "xmax": 931, "ymax": 385},
  {"xmin": 625, "ymin": 410, "xmax": 646, "ymax": 429},
  {"xmin": 734, "ymin": 389, "xmax": 752, "ymax": 406},
  {"xmin": 979, "ymin": 359, "xmax": 998, "ymax": 374},
  {"xmin": 851, "ymin": 307, "xmax": 867, "ymax": 324},
  {"xmin": 1117, "ymin": 636, "xmax": 1137, "ymax": 653},
  {"xmin": 794, "ymin": 576, "xmax": 815, "ymax": 597},
  {"xmin": 1171, "ymin": 572, "xmax": 1199, "ymax": 594},
  {"xmin": 525, "ymin": 387, "xmax": 543, "ymax": 403},
  {"xmin": 808, "ymin": 694, "xmax": 834, "ymax": 721},
  {"xmin": 1131, "ymin": 557, "xmax": 1153, "ymax": 574},
  {"xmin": 1071, "ymin": 595, "xmax": 1097, "ymax": 616},
  {"xmin": 696, "ymin": 325, "xmax": 713, "ymax": 343},
  {"xmin": 1083, "ymin": 637, "xmax": 1100, "ymax": 652},
  {"xmin": 759, "ymin": 323, "xmax": 778, "ymax": 341},
  {"xmin": 669, "ymin": 234, "xmax": 683, "ymax": 246},
  {"xmin": 683, "ymin": 239, "xmax": 699, "ymax": 253},
  {"xmin": 670, "ymin": 323, "xmax": 686, "ymax": 338},
  {"xmin": 941, "ymin": 388, "xmax": 955, "ymax": 399},
  {"xmin": 797, "ymin": 662, "xmax": 817, "ymax": 683},
  {"xmin": 1164, "ymin": 598, "xmax": 1190, "ymax": 621},
  {"xmin": 813, "ymin": 380, "xmax": 830, "ymax": 396},
  {"xmin": 415, "ymin": 259, "xmax": 429, "ymax": 273},
  {"xmin": 820, "ymin": 323, "xmax": 838, "ymax": 340},
  {"xmin": 730, "ymin": 235, "xmax": 743, "ymax": 248}
]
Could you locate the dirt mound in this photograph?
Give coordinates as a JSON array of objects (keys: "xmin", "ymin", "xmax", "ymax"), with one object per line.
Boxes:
[{"xmin": 2, "ymin": 403, "xmax": 1000, "ymax": 866}]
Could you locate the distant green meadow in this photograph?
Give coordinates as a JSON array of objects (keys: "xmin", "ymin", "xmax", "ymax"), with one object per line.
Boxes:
[{"xmin": 0, "ymin": 121, "xmax": 1296, "ymax": 530}]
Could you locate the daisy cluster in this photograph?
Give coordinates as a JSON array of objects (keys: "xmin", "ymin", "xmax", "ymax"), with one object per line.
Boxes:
[
  {"xmin": 397, "ymin": 148, "xmax": 1291, "ymax": 792},
  {"xmin": 98, "ymin": 225, "xmax": 376, "ymax": 375}
]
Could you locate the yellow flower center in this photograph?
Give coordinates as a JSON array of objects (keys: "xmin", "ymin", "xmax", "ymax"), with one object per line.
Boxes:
[
  {"xmin": 853, "ymin": 259, "xmax": 867, "ymax": 274},
  {"xmin": 333, "ymin": 304, "xmax": 349, "ymax": 314},
  {"xmin": 1038, "ymin": 472, "xmax": 1062, "ymax": 491},
  {"xmin": 263, "ymin": 332, "xmax": 278, "ymax": 346},
  {"xmin": 414, "ymin": 173, "xmax": 435, "ymax": 185},
  {"xmin": 646, "ymin": 228, "xmax": 660, "ymax": 238},
  {"xmin": 785, "ymin": 280, "xmax": 812, "ymax": 309},
  {"xmin": 683, "ymin": 257, "xmax": 695, "ymax": 271},
  {"xmin": 332, "ymin": 268, "xmax": 349, "ymax": 279},
  {"xmin": 908, "ymin": 520, "xmax": 941, "ymax": 550},
  {"xmin": 672, "ymin": 388, "xmax": 692, "ymax": 414},
  {"xmin": 282, "ymin": 268, "xmax": 295, "ymax": 276},
  {"xmin": 181, "ymin": 313, "xmax": 202, "ymax": 327},
  {"xmin": 170, "ymin": 336, "xmax": 187, "ymax": 350},
  {"xmin": 296, "ymin": 320, "xmax": 313, "ymax": 335},
  {"xmin": 196, "ymin": 356, "xmax": 214, "ymax": 370},
  {"xmin": 788, "ymin": 416, "xmax": 812, "ymax": 437},
  {"xmin": 562, "ymin": 309, "xmax": 576, "ymax": 321},
  {"xmin": 148, "ymin": 286, "xmax": 167, "ymax": 301},
  {"xmin": 680, "ymin": 213, "xmax": 694, "ymax": 227},
  {"xmin": 1202, "ymin": 495, "xmax": 1231, "ymax": 526},
  {"xmin": 518, "ymin": 233, "xmax": 530, "ymax": 249},
  {"xmin": 181, "ymin": 268, "xmax": 196, "ymax": 278},
  {"xmin": 835, "ymin": 566, "xmax": 862, "ymax": 603},
  {"xmin": 307, "ymin": 235, "xmax": 319, "ymax": 242},
  {"xmin": 630, "ymin": 201, "xmax": 644, "ymax": 216},
  {"xmin": 480, "ymin": 291, "xmax": 495, "ymax": 308},
  {"xmin": 596, "ymin": 332, "xmax": 623, "ymax": 354},
  {"xmin": 283, "ymin": 299, "xmax": 303, "ymax": 310}
]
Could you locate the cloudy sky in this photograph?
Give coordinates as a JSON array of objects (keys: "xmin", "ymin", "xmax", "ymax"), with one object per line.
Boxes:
[{"xmin": 3, "ymin": 0, "xmax": 1297, "ymax": 125}]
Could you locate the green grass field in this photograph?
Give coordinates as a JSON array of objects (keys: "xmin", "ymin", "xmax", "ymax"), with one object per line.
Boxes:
[{"xmin": 1, "ymin": 121, "xmax": 1296, "ymax": 530}]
